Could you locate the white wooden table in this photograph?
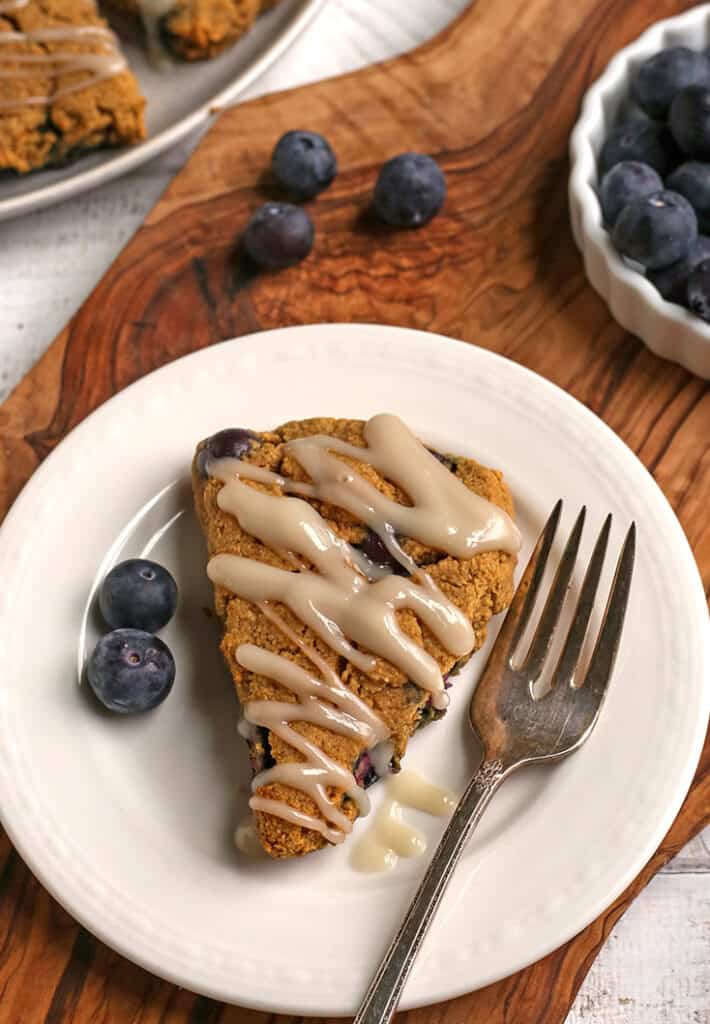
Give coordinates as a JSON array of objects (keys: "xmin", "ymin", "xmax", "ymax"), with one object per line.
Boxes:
[{"xmin": 0, "ymin": 2, "xmax": 708, "ymax": 1020}]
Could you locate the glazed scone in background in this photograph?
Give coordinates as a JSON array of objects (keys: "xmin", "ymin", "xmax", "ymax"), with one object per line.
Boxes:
[
  {"xmin": 193, "ymin": 418, "xmax": 516, "ymax": 858},
  {"xmin": 107, "ymin": 0, "xmax": 283, "ymax": 60},
  {"xmin": 0, "ymin": 0, "xmax": 145, "ymax": 174}
]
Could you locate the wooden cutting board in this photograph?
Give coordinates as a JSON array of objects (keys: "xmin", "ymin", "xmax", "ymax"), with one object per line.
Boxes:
[{"xmin": 0, "ymin": 0, "xmax": 708, "ymax": 1021}]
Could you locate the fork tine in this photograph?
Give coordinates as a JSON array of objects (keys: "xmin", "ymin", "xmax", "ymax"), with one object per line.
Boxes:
[
  {"xmin": 549, "ymin": 514, "xmax": 612, "ymax": 691},
  {"xmin": 501, "ymin": 499, "xmax": 563, "ymax": 659},
  {"xmin": 521, "ymin": 506, "xmax": 586, "ymax": 680},
  {"xmin": 579, "ymin": 522, "xmax": 636, "ymax": 707}
]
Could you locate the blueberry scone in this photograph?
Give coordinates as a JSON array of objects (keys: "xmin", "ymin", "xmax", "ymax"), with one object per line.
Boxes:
[
  {"xmin": 107, "ymin": 0, "xmax": 283, "ymax": 60},
  {"xmin": 192, "ymin": 414, "xmax": 520, "ymax": 858},
  {"xmin": 0, "ymin": 0, "xmax": 145, "ymax": 174}
]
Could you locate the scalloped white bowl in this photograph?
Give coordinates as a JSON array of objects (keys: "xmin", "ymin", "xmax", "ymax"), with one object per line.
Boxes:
[{"xmin": 569, "ymin": 4, "xmax": 710, "ymax": 379}]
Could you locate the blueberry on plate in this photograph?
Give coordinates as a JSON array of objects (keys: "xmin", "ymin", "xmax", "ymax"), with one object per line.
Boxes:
[
  {"xmin": 598, "ymin": 119, "xmax": 676, "ymax": 177},
  {"xmin": 87, "ymin": 629, "xmax": 175, "ymax": 713},
  {"xmin": 612, "ymin": 189, "xmax": 697, "ymax": 269},
  {"xmin": 271, "ymin": 130, "xmax": 337, "ymax": 199},
  {"xmin": 647, "ymin": 234, "xmax": 710, "ymax": 303},
  {"xmin": 666, "ymin": 161, "xmax": 710, "ymax": 230},
  {"xmin": 686, "ymin": 257, "xmax": 710, "ymax": 320},
  {"xmin": 631, "ymin": 47, "xmax": 710, "ymax": 119},
  {"xmin": 99, "ymin": 558, "xmax": 177, "ymax": 633},
  {"xmin": 598, "ymin": 161, "xmax": 663, "ymax": 226},
  {"xmin": 670, "ymin": 85, "xmax": 710, "ymax": 156},
  {"xmin": 373, "ymin": 152, "xmax": 446, "ymax": 228},
  {"xmin": 243, "ymin": 202, "xmax": 314, "ymax": 269}
]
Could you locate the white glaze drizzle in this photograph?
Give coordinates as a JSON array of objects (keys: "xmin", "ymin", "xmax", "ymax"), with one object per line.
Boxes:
[
  {"xmin": 207, "ymin": 414, "xmax": 518, "ymax": 845},
  {"xmin": 237, "ymin": 603, "xmax": 387, "ymax": 844},
  {"xmin": 208, "ymin": 465, "xmax": 477, "ymax": 702},
  {"xmin": 0, "ymin": 18, "xmax": 126, "ymax": 112},
  {"xmin": 133, "ymin": 0, "xmax": 174, "ymax": 66}
]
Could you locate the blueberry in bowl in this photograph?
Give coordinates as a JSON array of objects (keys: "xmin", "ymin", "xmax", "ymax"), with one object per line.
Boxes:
[
  {"xmin": 598, "ymin": 161, "xmax": 663, "ymax": 226},
  {"xmin": 569, "ymin": 12, "xmax": 710, "ymax": 377},
  {"xmin": 686, "ymin": 257, "xmax": 710, "ymax": 321},
  {"xmin": 669, "ymin": 84, "xmax": 710, "ymax": 157},
  {"xmin": 647, "ymin": 234, "xmax": 710, "ymax": 303},
  {"xmin": 598, "ymin": 119, "xmax": 677, "ymax": 178},
  {"xmin": 667, "ymin": 161, "xmax": 710, "ymax": 230},
  {"xmin": 631, "ymin": 46, "xmax": 710, "ymax": 119},
  {"xmin": 612, "ymin": 190, "xmax": 697, "ymax": 269}
]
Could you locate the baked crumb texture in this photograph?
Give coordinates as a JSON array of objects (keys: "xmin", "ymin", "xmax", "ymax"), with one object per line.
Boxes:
[
  {"xmin": 0, "ymin": 0, "xmax": 145, "ymax": 174},
  {"xmin": 108, "ymin": 0, "xmax": 283, "ymax": 60},
  {"xmin": 193, "ymin": 418, "xmax": 516, "ymax": 858}
]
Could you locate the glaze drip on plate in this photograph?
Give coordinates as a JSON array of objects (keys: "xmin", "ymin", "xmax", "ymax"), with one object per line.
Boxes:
[
  {"xmin": 351, "ymin": 769, "xmax": 456, "ymax": 872},
  {"xmin": 206, "ymin": 413, "xmax": 520, "ymax": 844}
]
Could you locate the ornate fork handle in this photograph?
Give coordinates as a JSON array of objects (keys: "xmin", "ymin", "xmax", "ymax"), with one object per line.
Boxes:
[{"xmin": 353, "ymin": 759, "xmax": 510, "ymax": 1024}]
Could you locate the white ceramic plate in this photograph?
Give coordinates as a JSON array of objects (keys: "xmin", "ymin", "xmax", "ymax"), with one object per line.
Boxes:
[
  {"xmin": 0, "ymin": 0, "xmax": 325, "ymax": 222},
  {"xmin": 0, "ymin": 324, "xmax": 707, "ymax": 1014}
]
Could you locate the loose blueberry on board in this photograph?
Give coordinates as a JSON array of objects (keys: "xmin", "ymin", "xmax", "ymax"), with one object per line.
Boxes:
[
  {"xmin": 667, "ymin": 161, "xmax": 710, "ymax": 231},
  {"xmin": 686, "ymin": 257, "xmax": 710, "ymax": 320},
  {"xmin": 669, "ymin": 85, "xmax": 710, "ymax": 157},
  {"xmin": 243, "ymin": 202, "xmax": 314, "ymax": 269},
  {"xmin": 373, "ymin": 152, "xmax": 446, "ymax": 228},
  {"xmin": 647, "ymin": 234, "xmax": 710, "ymax": 304},
  {"xmin": 87, "ymin": 629, "xmax": 176, "ymax": 713},
  {"xmin": 271, "ymin": 130, "xmax": 338, "ymax": 199},
  {"xmin": 598, "ymin": 161, "xmax": 663, "ymax": 226},
  {"xmin": 612, "ymin": 190, "xmax": 697, "ymax": 269},
  {"xmin": 631, "ymin": 46, "xmax": 710, "ymax": 119},
  {"xmin": 598, "ymin": 119, "xmax": 676, "ymax": 177},
  {"xmin": 99, "ymin": 558, "xmax": 178, "ymax": 633}
]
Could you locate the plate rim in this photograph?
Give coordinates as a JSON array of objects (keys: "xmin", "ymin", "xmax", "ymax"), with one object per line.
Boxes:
[
  {"xmin": 0, "ymin": 323, "xmax": 708, "ymax": 1013},
  {"xmin": 0, "ymin": 0, "xmax": 327, "ymax": 223}
]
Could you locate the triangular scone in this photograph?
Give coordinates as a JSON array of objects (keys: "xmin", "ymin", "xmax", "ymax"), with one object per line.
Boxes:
[{"xmin": 192, "ymin": 417, "xmax": 516, "ymax": 859}]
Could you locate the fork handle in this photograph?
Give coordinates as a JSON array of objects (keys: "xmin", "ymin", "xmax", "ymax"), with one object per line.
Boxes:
[{"xmin": 353, "ymin": 758, "xmax": 509, "ymax": 1024}]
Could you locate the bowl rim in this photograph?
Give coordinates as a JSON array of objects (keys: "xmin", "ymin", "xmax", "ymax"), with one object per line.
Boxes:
[{"xmin": 568, "ymin": 2, "xmax": 710, "ymax": 351}]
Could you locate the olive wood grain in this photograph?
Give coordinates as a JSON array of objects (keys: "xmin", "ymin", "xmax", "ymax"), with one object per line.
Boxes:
[{"xmin": 0, "ymin": 0, "xmax": 708, "ymax": 1021}]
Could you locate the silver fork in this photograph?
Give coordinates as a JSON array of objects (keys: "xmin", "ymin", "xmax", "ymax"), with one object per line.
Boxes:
[{"xmin": 354, "ymin": 500, "xmax": 636, "ymax": 1024}]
